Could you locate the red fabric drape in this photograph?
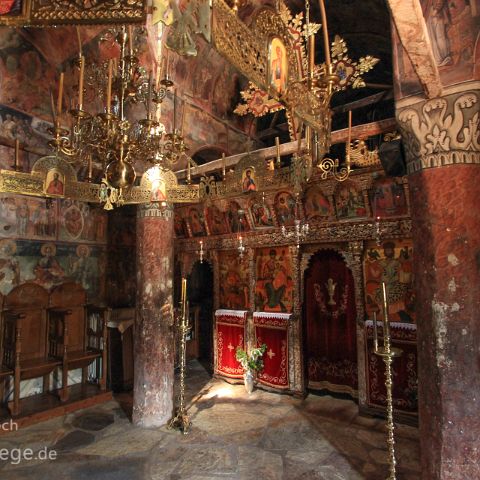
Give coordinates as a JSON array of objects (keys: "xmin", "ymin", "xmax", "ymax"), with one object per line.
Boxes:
[
  {"xmin": 254, "ymin": 313, "xmax": 289, "ymax": 389},
  {"xmin": 366, "ymin": 322, "xmax": 418, "ymax": 413},
  {"xmin": 304, "ymin": 250, "xmax": 358, "ymax": 394},
  {"xmin": 215, "ymin": 310, "xmax": 246, "ymax": 379}
]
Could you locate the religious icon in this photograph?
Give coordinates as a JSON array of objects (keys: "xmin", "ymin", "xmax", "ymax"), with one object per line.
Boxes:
[
  {"xmin": 0, "ymin": 0, "xmax": 23, "ymax": 17},
  {"xmin": 187, "ymin": 206, "xmax": 207, "ymax": 237},
  {"xmin": 242, "ymin": 168, "xmax": 256, "ymax": 192},
  {"xmin": 249, "ymin": 198, "xmax": 274, "ymax": 228},
  {"xmin": 150, "ymin": 177, "xmax": 167, "ymax": 203},
  {"xmin": 303, "ymin": 186, "xmax": 332, "ymax": 220},
  {"xmin": 34, "ymin": 242, "xmax": 65, "ymax": 287},
  {"xmin": 44, "ymin": 169, "xmax": 65, "ymax": 196},
  {"xmin": 273, "ymin": 191, "xmax": 296, "ymax": 226},
  {"xmin": 268, "ymin": 37, "xmax": 288, "ymax": 95}
]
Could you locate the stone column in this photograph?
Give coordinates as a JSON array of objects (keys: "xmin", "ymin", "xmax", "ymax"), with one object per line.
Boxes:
[
  {"xmin": 133, "ymin": 203, "xmax": 175, "ymax": 427},
  {"xmin": 397, "ymin": 88, "xmax": 480, "ymax": 479}
]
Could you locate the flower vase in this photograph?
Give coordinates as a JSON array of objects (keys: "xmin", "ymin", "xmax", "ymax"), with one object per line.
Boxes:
[{"xmin": 244, "ymin": 369, "xmax": 254, "ymax": 394}]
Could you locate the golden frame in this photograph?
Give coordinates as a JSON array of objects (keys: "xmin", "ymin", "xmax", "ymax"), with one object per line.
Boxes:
[{"xmin": 0, "ymin": 0, "xmax": 31, "ymax": 26}]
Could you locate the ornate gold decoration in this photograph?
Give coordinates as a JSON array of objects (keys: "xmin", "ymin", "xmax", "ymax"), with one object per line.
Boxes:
[
  {"xmin": 0, "ymin": 0, "xmax": 146, "ymax": 26},
  {"xmin": 169, "ymin": 278, "xmax": 191, "ymax": 434},
  {"xmin": 372, "ymin": 283, "xmax": 403, "ymax": 480},
  {"xmin": 349, "ymin": 140, "xmax": 381, "ymax": 168}
]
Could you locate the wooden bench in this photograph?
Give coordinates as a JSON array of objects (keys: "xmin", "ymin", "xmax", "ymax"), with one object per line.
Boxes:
[
  {"xmin": 1, "ymin": 283, "xmax": 60, "ymax": 416},
  {"xmin": 48, "ymin": 283, "xmax": 108, "ymax": 402}
]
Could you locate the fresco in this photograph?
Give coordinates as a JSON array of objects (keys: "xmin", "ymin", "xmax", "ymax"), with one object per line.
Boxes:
[
  {"xmin": 58, "ymin": 200, "xmax": 107, "ymax": 244},
  {"xmin": 249, "ymin": 197, "xmax": 275, "ymax": 228},
  {"xmin": 273, "ymin": 191, "xmax": 296, "ymax": 226},
  {"xmin": 218, "ymin": 250, "xmax": 250, "ymax": 310},
  {"xmin": 335, "ymin": 182, "xmax": 367, "ymax": 219},
  {"xmin": 420, "ymin": 0, "xmax": 479, "ymax": 86},
  {"xmin": 370, "ymin": 178, "xmax": 408, "ymax": 218},
  {"xmin": 255, "ymin": 247, "xmax": 293, "ymax": 313},
  {"xmin": 226, "ymin": 200, "xmax": 249, "ymax": 233},
  {"xmin": 205, "ymin": 204, "xmax": 228, "ymax": 235},
  {"xmin": 0, "ymin": 238, "xmax": 106, "ymax": 300},
  {"xmin": 0, "ymin": 194, "xmax": 56, "ymax": 240},
  {"xmin": 186, "ymin": 205, "xmax": 207, "ymax": 237},
  {"xmin": 303, "ymin": 185, "xmax": 333, "ymax": 221},
  {"xmin": 363, "ymin": 239, "xmax": 415, "ymax": 323}
]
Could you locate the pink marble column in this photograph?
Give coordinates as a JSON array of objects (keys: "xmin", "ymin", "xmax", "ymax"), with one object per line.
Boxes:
[{"xmin": 132, "ymin": 203, "xmax": 175, "ymax": 427}]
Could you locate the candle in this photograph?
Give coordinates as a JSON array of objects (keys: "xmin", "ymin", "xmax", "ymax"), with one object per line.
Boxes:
[
  {"xmin": 88, "ymin": 154, "xmax": 93, "ymax": 181},
  {"xmin": 308, "ymin": 35, "xmax": 315, "ymax": 86},
  {"xmin": 347, "ymin": 110, "xmax": 352, "ymax": 169},
  {"xmin": 373, "ymin": 311, "xmax": 378, "ymax": 352},
  {"xmin": 275, "ymin": 136, "xmax": 281, "ymax": 168},
  {"xmin": 14, "ymin": 139, "xmax": 19, "ymax": 170},
  {"xmin": 106, "ymin": 59, "xmax": 113, "ymax": 114},
  {"xmin": 76, "ymin": 26, "xmax": 82, "ymax": 57},
  {"xmin": 187, "ymin": 157, "xmax": 191, "ymax": 184},
  {"xmin": 78, "ymin": 56, "xmax": 85, "ymax": 109},
  {"xmin": 222, "ymin": 152, "xmax": 226, "ymax": 179},
  {"xmin": 128, "ymin": 25, "xmax": 134, "ymax": 56},
  {"xmin": 173, "ymin": 89, "xmax": 177, "ymax": 133},
  {"xmin": 381, "ymin": 282, "xmax": 390, "ymax": 350},
  {"xmin": 318, "ymin": 0, "xmax": 331, "ymax": 69},
  {"xmin": 49, "ymin": 89, "xmax": 57, "ymax": 124},
  {"xmin": 147, "ymin": 71, "xmax": 153, "ymax": 119},
  {"xmin": 57, "ymin": 72, "xmax": 64, "ymax": 117},
  {"xmin": 181, "ymin": 278, "xmax": 187, "ymax": 309}
]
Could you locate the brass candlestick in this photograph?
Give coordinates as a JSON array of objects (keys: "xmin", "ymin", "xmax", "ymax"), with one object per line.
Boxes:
[
  {"xmin": 373, "ymin": 282, "xmax": 403, "ymax": 480},
  {"xmin": 169, "ymin": 278, "xmax": 191, "ymax": 434}
]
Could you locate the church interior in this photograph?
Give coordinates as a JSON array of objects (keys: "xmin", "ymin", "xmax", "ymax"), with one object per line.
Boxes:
[{"xmin": 0, "ymin": 1, "xmax": 478, "ymax": 479}]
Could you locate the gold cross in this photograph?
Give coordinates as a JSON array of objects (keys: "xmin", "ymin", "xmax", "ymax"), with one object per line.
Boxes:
[
  {"xmin": 227, "ymin": 343, "xmax": 234, "ymax": 352},
  {"xmin": 267, "ymin": 349, "xmax": 276, "ymax": 360}
]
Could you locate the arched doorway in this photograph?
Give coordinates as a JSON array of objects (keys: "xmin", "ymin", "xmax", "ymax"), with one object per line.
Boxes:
[
  {"xmin": 188, "ymin": 261, "xmax": 214, "ymax": 373},
  {"xmin": 303, "ymin": 249, "xmax": 358, "ymax": 398}
]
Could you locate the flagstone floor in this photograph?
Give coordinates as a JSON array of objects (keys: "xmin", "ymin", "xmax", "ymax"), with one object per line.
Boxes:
[{"xmin": 0, "ymin": 361, "xmax": 420, "ymax": 479}]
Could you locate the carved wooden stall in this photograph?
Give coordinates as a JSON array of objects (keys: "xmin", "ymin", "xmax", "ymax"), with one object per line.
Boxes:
[{"xmin": 0, "ymin": 282, "xmax": 109, "ymax": 418}]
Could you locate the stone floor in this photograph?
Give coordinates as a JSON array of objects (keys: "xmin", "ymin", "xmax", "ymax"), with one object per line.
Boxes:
[{"xmin": 0, "ymin": 361, "xmax": 420, "ymax": 479}]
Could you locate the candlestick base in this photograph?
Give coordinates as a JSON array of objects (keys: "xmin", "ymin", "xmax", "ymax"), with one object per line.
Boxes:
[
  {"xmin": 10, "ymin": 165, "xmax": 23, "ymax": 172},
  {"xmin": 168, "ymin": 407, "xmax": 191, "ymax": 435}
]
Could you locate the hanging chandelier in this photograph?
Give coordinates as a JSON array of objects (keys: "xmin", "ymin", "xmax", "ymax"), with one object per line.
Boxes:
[{"xmin": 48, "ymin": 26, "xmax": 187, "ymax": 203}]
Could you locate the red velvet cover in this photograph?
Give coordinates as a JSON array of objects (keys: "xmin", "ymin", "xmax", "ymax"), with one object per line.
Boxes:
[
  {"xmin": 254, "ymin": 313, "xmax": 289, "ymax": 389},
  {"xmin": 365, "ymin": 322, "xmax": 418, "ymax": 414},
  {"xmin": 215, "ymin": 310, "xmax": 246, "ymax": 379},
  {"xmin": 304, "ymin": 250, "xmax": 358, "ymax": 395}
]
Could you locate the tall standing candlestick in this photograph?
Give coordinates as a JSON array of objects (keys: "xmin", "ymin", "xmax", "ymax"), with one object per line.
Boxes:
[
  {"xmin": 106, "ymin": 59, "xmax": 113, "ymax": 114},
  {"xmin": 181, "ymin": 278, "xmax": 187, "ymax": 310},
  {"xmin": 57, "ymin": 72, "xmax": 64, "ymax": 117},
  {"xmin": 318, "ymin": 0, "xmax": 331, "ymax": 69},
  {"xmin": 78, "ymin": 56, "xmax": 85, "ymax": 109}
]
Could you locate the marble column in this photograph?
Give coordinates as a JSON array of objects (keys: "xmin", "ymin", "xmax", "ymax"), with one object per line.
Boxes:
[
  {"xmin": 397, "ymin": 89, "xmax": 480, "ymax": 479},
  {"xmin": 133, "ymin": 203, "xmax": 175, "ymax": 427}
]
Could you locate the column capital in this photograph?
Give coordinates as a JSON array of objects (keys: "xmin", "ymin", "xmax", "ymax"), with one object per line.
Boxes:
[
  {"xmin": 397, "ymin": 87, "xmax": 480, "ymax": 174},
  {"xmin": 137, "ymin": 202, "xmax": 174, "ymax": 219}
]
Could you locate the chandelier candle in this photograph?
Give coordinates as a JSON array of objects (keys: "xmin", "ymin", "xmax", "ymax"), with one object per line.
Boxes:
[
  {"xmin": 275, "ymin": 136, "xmax": 281, "ymax": 168},
  {"xmin": 106, "ymin": 59, "xmax": 113, "ymax": 114},
  {"xmin": 78, "ymin": 56, "xmax": 85, "ymax": 110},
  {"xmin": 222, "ymin": 152, "xmax": 226, "ymax": 180},
  {"xmin": 318, "ymin": 0, "xmax": 331, "ymax": 69},
  {"xmin": 57, "ymin": 72, "xmax": 64, "ymax": 117}
]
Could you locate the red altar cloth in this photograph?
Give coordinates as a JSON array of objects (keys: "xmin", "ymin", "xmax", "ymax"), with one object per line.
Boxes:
[
  {"xmin": 365, "ymin": 321, "xmax": 418, "ymax": 414},
  {"xmin": 253, "ymin": 312, "xmax": 290, "ymax": 389},
  {"xmin": 215, "ymin": 309, "xmax": 247, "ymax": 379}
]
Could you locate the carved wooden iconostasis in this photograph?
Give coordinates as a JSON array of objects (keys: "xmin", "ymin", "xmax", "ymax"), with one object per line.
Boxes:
[{"xmin": 174, "ymin": 166, "xmax": 417, "ymax": 419}]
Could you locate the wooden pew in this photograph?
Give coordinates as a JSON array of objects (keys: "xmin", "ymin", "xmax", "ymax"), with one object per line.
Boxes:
[
  {"xmin": 48, "ymin": 283, "xmax": 108, "ymax": 402},
  {"xmin": 2, "ymin": 283, "xmax": 60, "ymax": 416},
  {"xmin": 0, "ymin": 291, "xmax": 13, "ymax": 408}
]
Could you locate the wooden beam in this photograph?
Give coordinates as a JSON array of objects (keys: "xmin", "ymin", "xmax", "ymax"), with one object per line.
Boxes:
[
  {"xmin": 176, "ymin": 117, "xmax": 397, "ymax": 180},
  {"xmin": 387, "ymin": 0, "xmax": 442, "ymax": 98},
  {"xmin": 332, "ymin": 91, "xmax": 393, "ymax": 114}
]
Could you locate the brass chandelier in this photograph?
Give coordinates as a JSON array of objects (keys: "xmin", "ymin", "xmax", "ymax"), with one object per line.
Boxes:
[{"xmin": 48, "ymin": 26, "xmax": 187, "ymax": 201}]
